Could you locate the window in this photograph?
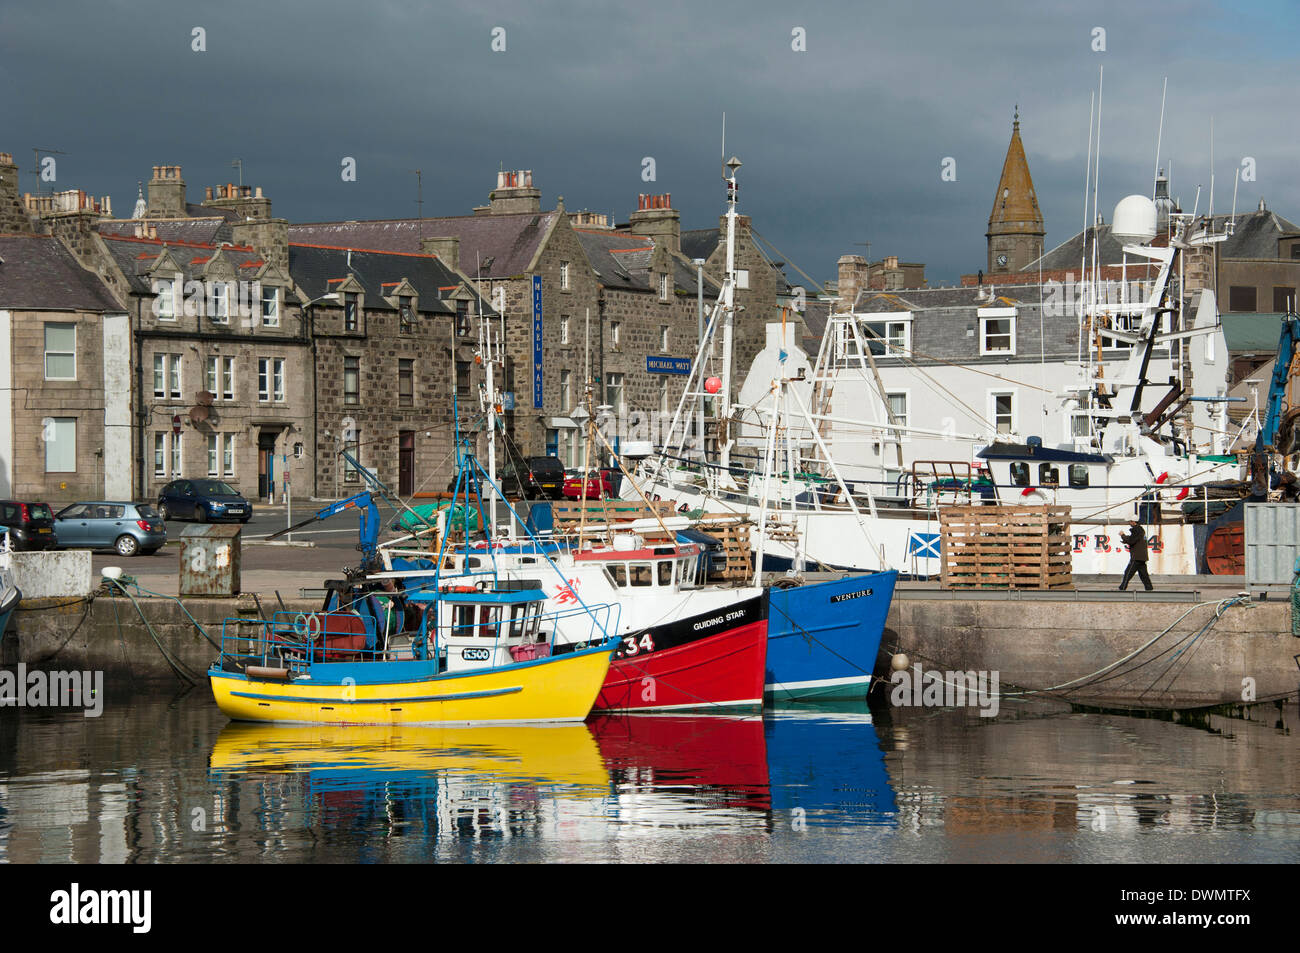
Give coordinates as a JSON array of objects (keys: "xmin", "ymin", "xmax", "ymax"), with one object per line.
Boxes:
[
  {"xmin": 979, "ymin": 309, "xmax": 1016, "ymax": 355},
  {"xmin": 735, "ymin": 269, "xmax": 749, "ymax": 289},
  {"xmin": 1228, "ymin": 286, "xmax": 1256, "ymax": 312},
  {"xmin": 561, "ymin": 315, "xmax": 570, "ymax": 344},
  {"xmin": 610, "ymin": 321, "xmax": 621, "ymax": 347},
  {"xmin": 659, "ymin": 274, "xmax": 670, "ymax": 300},
  {"xmin": 1038, "ymin": 463, "xmax": 1059, "ymax": 486},
  {"xmin": 342, "ymin": 356, "xmax": 359, "ymax": 405},
  {"xmin": 1292, "ymin": 244, "xmax": 1300, "ymax": 261},
  {"xmin": 172, "ymin": 433, "xmax": 181, "ymax": 476},
  {"xmin": 1009, "ymin": 461, "xmax": 1029, "ymax": 486},
  {"xmin": 560, "ymin": 369, "xmax": 572, "ymax": 411},
  {"xmin": 886, "ymin": 392, "xmax": 908, "ymax": 439},
  {"xmin": 261, "ymin": 286, "xmax": 279, "ymax": 327},
  {"xmin": 1068, "ymin": 464, "xmax": 1090, "ymax": 488},
  {"xmin": 456, "ymin": 299, "xmax": 470, "ymax": 336},
  {"xmin": 658, "ymin": 560, "xmax": 673, "ymax": 586},
  {"xmin": 399, "ymin": 358, "xmax": 414, "ymax": 408},
  {"xmin": 455, "ymin": 360, "xmax": 471, "ymax": 398},
  {"xmin": 211, "ymin": 282, "xmax": 230, "ymax": 324},
  {"xmin": 629, "ymin": 563, "xmax": 652, "ymax": 587},
  {"xmin": 659, "ymin": 377, "xmax": 669, "ymax": 416},
  {"xmin": 1274, "ymin": 287, "xmax": 1295, "ymax": 313},
  {"xmin": 606, "ymin": 372, "xmax": 624, "ymax": 414},
  {"xmin": 991, "ymin": 392, "xmax": 1015, "ymax": 434},
  {"xmin": 154, "ymin": 354, "xmax": 182, "ymax": 399},
  {"xmin": 206, "ymin": 357, "xmax": 235, "ymax": 400},
  {"xmin": 222, "ymin": 434, "xmax": 234, "ymax": 477},
  {"xmin": 44, "ymin": 324, "xmax": 76, "ymax": 380},
  {"xmin": 154, "ymin": 433, "xmax": 166, "ymax": 477},
  {"xmin": 343, "ymin": 432, "xmax": 361, "ymax": 484},
  {"xmin": 606, "ymin": 564, "xmax": 627, "ymax": 587},
  {"xmin": 660, "ymin": 325, "xmax": 669, "ymax": 351},
  {"xmin": 207, "ymin": 434, "xmax": 219, "ymax": 476},
  {"xmin": 560, "ymin": 261, "xmax": 570, "ymax": 290},
  {"xmin": 344, "ymin": 292, "xmax": 359, "ymax": 332},
  {"xmin": 154, "ymin": 279, "xmax": 176, "ymax": 320},
  {"xmin": 259, "ymin": 358, "xmax": 285, "ymax": 402},
  {"xmin": 885, "ymin": 321, "xmax": 909, "ymax": 354},
  {"xmin": 399, "ymin": 296, "xmax": 414, "ymax": 334}
]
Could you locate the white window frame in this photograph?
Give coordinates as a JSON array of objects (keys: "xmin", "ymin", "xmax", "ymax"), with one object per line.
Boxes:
[
  {"xmin": 207, "ymin": 434, "xmax": 219, "ymax": 476},
  {"xmin": 44, "ymin": 323, "xmax": 77, "ymax": 381},
  {"xmin": 659, "ymin": 377, "xmax": 669, "ymax": 415},
  {"xmin": 155, "ymin": 353, "xmax": 181, "ymax": 399},
  {"xmin": 171, "ymin": 432, "xmax": 182, "ymax": 476},
  {"xmin": 221, "ymin": 357, "xmax": 234, "ymax": 401},
  {"xmin": 561, "ymin": 315, "xmax": 570, "ymax": 344},
  {"xmin": 222, "ymin": 433, "xmax": 235, "ymax": 477},
  {"xmin": 154, "ymin": 433, "xmax": 167, "ymax": 477},
  {"xmin": 660, "ymin": 325, "xmax": 670, "ymax": 351},
  {"xmin": 154, "ymin": 279, "xmax": 177, "ymax": 321},
  {"xmin": 606, "ymin": 372, "xmax": 625, "ymax": 415},
  {"xmin": 560, "ymin": 261, "xmax": 570, "ymax": 290},
  {"xmin": 44, "ymin": 417, "xmax": 76, "ymax": 473},
  {"xmin": 989, "ymin": 389, "xmax": 1016, "ymax": 436},
  {"xmin": 560, "ymin": 369, "xmax": 572, "ymax": 411},
  {"xmin": 659, "ymin": 274, "xmax": 670, "ymax": 300},
  {"xmin": 610, "ymin": 321, "xmax": 621, "ymax": 347},
  {"xmin": 272, "ymin": 358, "xmax": 285, "ymax": 402},
  {"xmin": 261, "ymin": 285, "xmax": 280, "ymax": 327},
  {"xmin": 211, "ymin": 282, "xmax": 230, "ymax": 325},
  {"xmin": 978, "ymin": 307, "xmax": 1016, "ymax": 356},
  {"xmin": 885, "ymin": 390, "xmax": 910, "ymax": 442}
]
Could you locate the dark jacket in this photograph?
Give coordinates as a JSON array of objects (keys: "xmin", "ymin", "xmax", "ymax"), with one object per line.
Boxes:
[{"xmin": 1121, "ymin": 525, "xmax": 1148, "ymax": 561}]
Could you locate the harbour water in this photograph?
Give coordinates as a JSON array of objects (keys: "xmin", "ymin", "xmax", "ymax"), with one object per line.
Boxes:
[{"xmin": 1, "ymin": 690, "xmax": 1296, "ymax": 864}]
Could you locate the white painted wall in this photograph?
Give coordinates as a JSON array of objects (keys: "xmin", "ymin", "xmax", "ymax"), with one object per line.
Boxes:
[
  {"xmin": 0, "ymin": 311, "xmax": 11, "ymax": 497},
  {"xmin": 101, "ymin": 313, "xmax": 132, "ymax": 499}
]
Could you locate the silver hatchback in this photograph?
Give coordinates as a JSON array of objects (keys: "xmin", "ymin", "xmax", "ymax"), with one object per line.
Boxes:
[{"xmin": 54, "ymin": 501, "xmax": 168, "ymax": 556}]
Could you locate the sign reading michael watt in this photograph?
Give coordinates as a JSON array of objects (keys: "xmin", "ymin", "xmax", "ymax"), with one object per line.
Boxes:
[
  {"xmin": 646, "ymin": 356, "xmax": 691, "ymax": 375},
  {"xmin": 532, "ymin": 275, "xmax": 543, "ymax": 408}
]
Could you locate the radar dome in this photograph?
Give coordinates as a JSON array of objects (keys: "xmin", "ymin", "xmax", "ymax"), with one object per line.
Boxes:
[{"xmin": 1112, "ymin": 195, "xmax": 1158, "ymax": 245}]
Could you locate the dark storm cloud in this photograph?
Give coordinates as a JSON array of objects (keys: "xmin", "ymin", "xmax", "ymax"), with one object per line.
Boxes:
[{"xmin": 3, "ymin": 0, "xmax": 1295, "ymax": 284}]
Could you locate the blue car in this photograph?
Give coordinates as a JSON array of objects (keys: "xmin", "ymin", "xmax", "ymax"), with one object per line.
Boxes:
[
  {"xmin": 54, "ymin": 501, "xmax": 167, "ymax": 557},
  {"xmin": 157, "ymin": 479, "xmax": 252, "ymax": 523}
]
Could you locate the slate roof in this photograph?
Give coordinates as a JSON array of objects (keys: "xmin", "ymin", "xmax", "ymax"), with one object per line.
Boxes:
[
  {"xmin": 1026, "ymin": 206, "xmax": 1300, "ymax": 272},
  {"xmin": 574, "ymin": 230, "xmax": 650, "ymax": 290},
  {"xmin": 98, "ymin": 217, "xmax": 233, "ymax": 246},
  {"xmin": 855, "ymin": 285, "xmax": 1036, "ymax": 313},
  {"xmin": 289, "ymin": 243, "xmax": 475, "ymax": 315},
  {"xmin": 680, "ymin": 228, "xmax": 720, "ymax": 262},
  {"xmin": 288, "ymin": 213, "xmax": 559, "ymax": 279},
  {"xmin": 99, "ymin": 234, "xmax": 266, "ymax": 295},
  {"xmin": 0, "ymin": 234, "xmax": 122, "ymax": 311}
]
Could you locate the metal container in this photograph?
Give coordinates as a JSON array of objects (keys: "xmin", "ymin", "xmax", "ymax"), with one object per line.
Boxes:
[
  {"xmin": 1244, "ymin": 503, "xmax": 1300, "ymax": 587},
  {"xmin": 179, "ymin": 524, "xmax": 242, "ymax": 597}
]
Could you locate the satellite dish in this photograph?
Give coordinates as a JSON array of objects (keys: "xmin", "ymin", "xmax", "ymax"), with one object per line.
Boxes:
[
  {"xmin": 196, "ymin": 390, "xmax": 215, "ymax": 406},
  {"xmin": 1112, "ymin": 195, "xmax": 1158, "ymax": 245},
  {"xmin": 189, "ymin": 405, "xmax": 210, "ymax": 425}
]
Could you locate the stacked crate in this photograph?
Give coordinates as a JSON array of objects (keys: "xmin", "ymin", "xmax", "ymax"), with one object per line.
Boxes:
[{"xmin": 938, "ymin": 505, "xmax": 1072, "ymax": 589}]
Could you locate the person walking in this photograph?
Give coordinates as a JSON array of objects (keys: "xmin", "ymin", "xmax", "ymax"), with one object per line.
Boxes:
[{"xmin": 1118, "ymin": 519, "xmax": 1153, "ymax": 591}]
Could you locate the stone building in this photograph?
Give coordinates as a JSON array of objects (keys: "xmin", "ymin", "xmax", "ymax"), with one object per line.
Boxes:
[
  {"xmin": 0, "ymin": 233, "xmax": 129, "ymax": 501},
  {"xmin": 985, "ymin": 110, "xmax": 1045, "ymax": 277}
]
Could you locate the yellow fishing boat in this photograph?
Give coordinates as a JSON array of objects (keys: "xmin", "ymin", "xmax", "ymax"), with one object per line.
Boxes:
[
  {"xmin": 209, "ymin": 586, "xmax": 618, "ymax": 726},
  {"xmin": 209, "ymin": 721, "xmax": 611, "ymax": 790}
]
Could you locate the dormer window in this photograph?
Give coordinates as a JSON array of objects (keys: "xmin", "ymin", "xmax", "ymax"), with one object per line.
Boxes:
[
  {"xmin": 261, "ymin": 285, "xmax": 279, "ymax": 327},
  {"xmin": 456, "ymin": 299, "xmax": 471, "ymax": 336},
  {"xmin": 154, "ymin": 278, "xmax": 176, "ymax": 320},
  {"xmin": 399, "ymin": 296, "xmax": 414, "ymax": 334},
  {"xmin": 211, "ymin": 282, "xmax": 229, "ymax": 324},
  {"xmin": 344, "ymin": 292, "xmax": 359, "ymax": 332}
]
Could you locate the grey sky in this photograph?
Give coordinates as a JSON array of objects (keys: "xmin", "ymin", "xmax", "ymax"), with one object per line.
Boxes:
[{"xmin": 3, "ymin": 0, "xmax": 1295, "ymax": 285}]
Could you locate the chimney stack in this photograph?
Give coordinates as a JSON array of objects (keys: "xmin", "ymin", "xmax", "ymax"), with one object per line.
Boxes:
[
  {"xmin": 629, "ymin": 193, "xmax": 680, "ymax": 255},
  {"xmin": 836, "ymin": 255, "xmax": 869, "ymax": 312},
  {"xmin": 421, "ymin": 236, "xmax": 460, "ymax": 272},
  {"xmin": 146, "ymin": 165, "xmax": 187, "ymax": 217},
  {"xmin": 488, "ymin": 169, "xmax": 541, "ymax": 214}
]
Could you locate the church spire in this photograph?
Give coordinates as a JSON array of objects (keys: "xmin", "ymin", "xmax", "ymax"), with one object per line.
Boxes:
[{"xmin": 986, "ymin": 108, "xmax": 1045, "ymax": 275}]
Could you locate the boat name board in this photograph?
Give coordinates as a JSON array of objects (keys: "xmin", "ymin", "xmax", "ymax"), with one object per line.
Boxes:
[{"xmin": 830, "ymin": 588, "xmax": 874, "ymax": 603}]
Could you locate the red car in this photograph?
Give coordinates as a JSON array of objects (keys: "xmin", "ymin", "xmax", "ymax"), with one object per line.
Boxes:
[{"xmin": 562, "ymin": 469, "xmax": 619, "ymax": 500}]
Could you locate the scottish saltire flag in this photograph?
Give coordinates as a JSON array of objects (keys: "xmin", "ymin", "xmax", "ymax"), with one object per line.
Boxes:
[{"xmin": 908, "ymin": 531, "xmax": 941, "ymax": 558}]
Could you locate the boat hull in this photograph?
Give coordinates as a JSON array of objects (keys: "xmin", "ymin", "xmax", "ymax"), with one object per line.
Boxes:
[
  {"xmin": 766, "ymin": 570, "xmax": 898, "ymax": 700},
  {"xmin": 592, "ymin": 594, "xmax": 768, "ymax": 711},
  {"xmin": 208, "ymin": 642, "xmax": 615, "ymax": 726}
]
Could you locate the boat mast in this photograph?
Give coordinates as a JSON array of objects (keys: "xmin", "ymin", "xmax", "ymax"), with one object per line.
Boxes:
[{"xmin": 719, "ymin": 155, "xmax": 742, "ymax": 472}]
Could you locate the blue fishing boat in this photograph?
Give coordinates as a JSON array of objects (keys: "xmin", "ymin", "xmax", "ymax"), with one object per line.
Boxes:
[
  {"xmin": 0, "ymin": 534, "xmax": 21, "ymax": 639},
  {"xmin": 766, "ymin": 570, "xmax": 898, "ymax": 700}
]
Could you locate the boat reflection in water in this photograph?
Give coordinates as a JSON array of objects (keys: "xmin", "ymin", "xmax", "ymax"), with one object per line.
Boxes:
[{"xmin": 205, "ymin": 704, "xmax": 897, "ymax": 850}]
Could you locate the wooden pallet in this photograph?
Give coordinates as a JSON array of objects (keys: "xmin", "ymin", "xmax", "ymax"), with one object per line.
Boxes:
[
  {"xmin": 551, "ymin": 499, "xmax": 678, "ymax": 527},
  {"xmin": 939, "ymin": 504, "xmax": 1073, "ymax": 590},
  {"xmin": 695, "ymin": 517, "xmax": 753, "ymax": 582}
]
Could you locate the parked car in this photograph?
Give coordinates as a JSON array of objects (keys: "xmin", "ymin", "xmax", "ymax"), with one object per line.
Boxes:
[
  {"xmin": 54, "ymin": 501, "xmax": 167, "ymax": 556},
  {"xmin": 0, "ymin": 499, "xmax": 58, "ymax": 551},
  {"xmin": 447, "ymin": 456, "xmax": 566, "ymax": 500},
  {"xmin": 562, "ymin": 468, "xmax": 621, "ymax": 500},
  {"xmin": 157, "ymin": 479, "xmax": 252, "ymax": 523}
]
